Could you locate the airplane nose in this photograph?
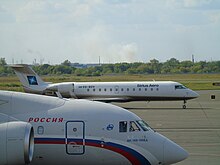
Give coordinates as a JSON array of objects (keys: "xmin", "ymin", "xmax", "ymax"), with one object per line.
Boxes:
[
  {"xmin": 192, "ymin": 91, "xmax": 199, "ymax": 98},
  {"xmin": 163, "ymin": 139, "xmax": 188, "ymax": 165}
]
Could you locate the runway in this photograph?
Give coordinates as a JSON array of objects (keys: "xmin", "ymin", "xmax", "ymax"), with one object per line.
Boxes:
[{"xmin": 114, "ymin": 90, "xmax": 220, "ymax": 165}]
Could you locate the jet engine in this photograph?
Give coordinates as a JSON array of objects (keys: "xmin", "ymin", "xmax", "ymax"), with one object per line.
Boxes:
[
  {"xmin": 0, "ymin": 121, "xmax": 34, "ymax": 165},
  {"xmin": 46, "ymin": 83, "xmax": 77, "ymax": 98}
]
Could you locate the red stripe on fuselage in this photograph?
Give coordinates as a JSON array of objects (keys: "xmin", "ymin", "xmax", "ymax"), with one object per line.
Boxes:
[{"xmin": 35, "ymin": 138, "xmax": 143, "ymax": 165}]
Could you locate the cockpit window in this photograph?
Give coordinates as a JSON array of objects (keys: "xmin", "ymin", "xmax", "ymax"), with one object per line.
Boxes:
[
  {"xmin": 136, "ymin": 120, "xmax": 150, "ymax": 131},
  {"xmin": 129, "ymin": 121, "xmax": 140, "ymax": 132},
  {"xmin": 175, "ymin": 85, "xmax": 186, "ymax": 90},
  {"xmin": 119, "ymin": 121, "xmax": 127, "ymax": 132}
]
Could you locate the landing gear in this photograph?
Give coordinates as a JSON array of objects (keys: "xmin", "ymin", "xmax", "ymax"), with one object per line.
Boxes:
[{"xmin": 182, "ymin": 100, "xmax": 187, "ymax": 109}]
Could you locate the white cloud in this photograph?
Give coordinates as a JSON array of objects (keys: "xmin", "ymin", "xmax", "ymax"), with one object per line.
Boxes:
[
  {"xmin": 104, "ymin": 43, "xmax": 139, "ymax": 63},
  {"xmin": 0, "ymin": 0, "xmax": 220, "ymax": 64},
  {"xmin": 208, "ymin": 12, "xmax": 220, "ymax": 23},
  {"xmin": 0, "ymin": 5, "xmax": 15, "ymax": 23},
  {"xmin": 118, "ymin": 43, "xmax": 138, "ymax": 62},
  {"xmin": 166, "ymin": 0, "xmax": 216, "ymax": 9},
  {"xmin": 184, "ymin": 0, "xmax": 203, "ymax": 8}
]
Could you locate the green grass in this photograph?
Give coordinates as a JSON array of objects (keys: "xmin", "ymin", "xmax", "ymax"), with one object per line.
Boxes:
[{"xmin": 0, "ymin": 73, "xmax": 220, "ymax": 92}]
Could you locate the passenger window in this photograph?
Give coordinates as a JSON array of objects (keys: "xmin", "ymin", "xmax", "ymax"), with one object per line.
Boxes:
[
  {"xmin": 110, "ymin": 88, "xmax": 112, "ymax": 92},
  {"xmin": 119, "ymin": 121, "xmax": 127, "ymax": 132},
  {"xmin": 93, "ymin": 89, "xmax": 95, "ymax": 92},
  {"xmin": 121, "ymin": 88, "xmax": 124, "ymax": 91},
  {"xmin": 37, "ymin": 126, "xmax": 44, "ymax": 135},
  {"xmin": 127, "ymin": 88, "xmax": 129, "ymax": 91},
  {"xmin": 139, "ymin": 88, "xmax": 141, "ymax": 91},
  {"xmin": 133, "ymin": 88, "xmax": 135, "ymax": 91},
  {"xmin": 87, "ymin": 89, "xmax": 89, "ymax": 92},
  {"xmin": 145, "ymin": 88, "xmax": 147, "ymax": 91},
  {"xmin": 129, "ymin": 121, "xmax": 140, "ymax": 132},
  {"xmin": 156, "ymin": 88, "xmax": 159, "ymax": 91},
  {"xmin": 104, "ymin": 88, "xmax": 107, "ymax": 92},
  {"xmin": 151, "ymin": 88, "xmax": 153, "ymax": 91},
  {"xmin": 99, "ymin": 88, "xmax": 101, "ymax": 92}
]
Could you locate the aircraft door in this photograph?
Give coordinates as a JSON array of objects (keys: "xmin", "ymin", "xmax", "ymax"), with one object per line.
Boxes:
[
  {"xmin": 66, "ymin": 121, "xmax": 85, "ymax": 155},
  {"xmin": 70, "ymin": 83, "xmax": 77, "ymax": 98}
]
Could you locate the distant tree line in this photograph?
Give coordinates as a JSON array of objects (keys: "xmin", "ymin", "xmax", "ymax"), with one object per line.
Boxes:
[{"xmin": 0, "ymin": 58, "xmax": 220, "ymax": 76}]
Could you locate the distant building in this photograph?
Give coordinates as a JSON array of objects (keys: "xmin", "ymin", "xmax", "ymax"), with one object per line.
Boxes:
[{"xmin": 70, "ymin": 63, "xmax": 101, "ymax": 69}]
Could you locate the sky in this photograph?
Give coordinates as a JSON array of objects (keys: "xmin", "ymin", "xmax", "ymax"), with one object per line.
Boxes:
[{"xmin": 0, "ymin": 0, "xmax": 220, "ymax": 64}]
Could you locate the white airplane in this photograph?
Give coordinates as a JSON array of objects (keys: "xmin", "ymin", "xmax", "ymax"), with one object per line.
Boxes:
[
  {"xmin": 11, "ymin": 64, "xmax": 199, "ymax": 109},
  {"xmin": 0, "ymin": 90, "xmax": 188, "ymax": 165}
]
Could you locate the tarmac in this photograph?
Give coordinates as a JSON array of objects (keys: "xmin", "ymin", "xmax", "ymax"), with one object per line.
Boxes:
[{"xmin": 114, "ymin": 90, "xmax": 220, "ymax": 165}]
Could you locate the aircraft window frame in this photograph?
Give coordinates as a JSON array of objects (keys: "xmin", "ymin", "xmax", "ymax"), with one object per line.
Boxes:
[
  {"xmin": 119, "ymin": 121, "xmax": 127, "ymax": 132},
  {"xmin": 136, "ymin": 120, "xmax": 150, "ymax": 131},
  {"xmin": 129, "ymin": 121, "xmax": 140, "ymax": 132},
  {"xmin": 175, "ymin": 85, "xmax": 187, "ymax": 90}
]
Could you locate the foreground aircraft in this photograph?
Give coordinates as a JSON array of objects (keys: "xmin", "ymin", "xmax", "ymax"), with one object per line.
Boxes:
[
  {"xmin": 11, "ymin": 64, "xmax": 199, "ymax": 109},
  {"xmin": 0, "ymin": 91, "xmax": 188, "ymax": 165}
]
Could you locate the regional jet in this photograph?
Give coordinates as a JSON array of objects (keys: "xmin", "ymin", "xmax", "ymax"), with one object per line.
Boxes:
[
  {"xmin": 11, "ymin": 64, "xmax": 199, "ymax": 109},
  {"xmin": 0, "ymin": 90, "xmax": 188, "ymax": 165}
]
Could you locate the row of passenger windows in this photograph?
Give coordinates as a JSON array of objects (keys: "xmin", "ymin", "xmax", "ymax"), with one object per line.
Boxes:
[
  {"xmin": 86, "ymin": 88, "xmax": 159, "ymax": 92},
  {"xmin": 119, "ymin": 120, "xmax": 150, "ymax": 132}
]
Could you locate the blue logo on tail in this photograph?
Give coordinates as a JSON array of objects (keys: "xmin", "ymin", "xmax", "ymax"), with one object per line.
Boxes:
[{"xmin": 27, "ymin": 76, "xmax": 38, "ymax": 85}]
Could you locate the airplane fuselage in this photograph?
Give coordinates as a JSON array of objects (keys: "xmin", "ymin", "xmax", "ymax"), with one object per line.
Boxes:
[
  {"xmin": 0, "ymin": 91, "xmax": 188, "ymax": 165},
  {"xmin": 45, "ymin": 81, "xmax": 199, "ymax": 102},
  {"xmin": 11, "ymin": 65, "xmax": 199, "ymax": 108}
]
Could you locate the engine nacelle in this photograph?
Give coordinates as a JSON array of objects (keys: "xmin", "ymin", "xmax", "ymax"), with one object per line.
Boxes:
[
  {"xmin": 46, "ymin": 83, "xmax": 76, "ymax": 98},
  {"xmin": 0, "ymin": 121, "xmax": 34, "ymax": 165}
]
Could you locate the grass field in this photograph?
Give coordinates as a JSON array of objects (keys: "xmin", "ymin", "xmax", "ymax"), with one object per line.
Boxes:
[{"xmin": 0, "ymin": 73, "xmax": 220, "ymax": 92}]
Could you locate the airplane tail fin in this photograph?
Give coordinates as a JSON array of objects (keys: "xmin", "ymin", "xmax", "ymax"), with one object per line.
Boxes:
[{"xmin": 10, "ymin": 64, "xmax": 48, "ymax": 93}]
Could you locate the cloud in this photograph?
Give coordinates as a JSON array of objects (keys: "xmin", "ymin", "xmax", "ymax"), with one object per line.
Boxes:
[
  {"xmin": 15, "ymin": 0, "xmax": 104, "ymax": 24},
  {"xmin": 16, "ymin": 1, "xmax": 69, "ymax": 23},
  {"xmin": 68, "ymin": 24, "xmax": 139, "ymax": 63},
  {"xmin": 183, "ymin": 0, "xmax": 208, "ymax": 8},
  {"xmin": 166, "ymin": 0, "xmax": 220, "ymax": 10},
  {"xmin": 100, "ymin": 43, "xmax": 139, "ymax": 63},
  {"xmin": 118, "ymin": 43, "xmax": 138, "ymax": 62},
  {"xmin": 1, "ymin": 0, "xmax": 220, "ymax": 64},
  {"xmin": 0, "ymin": 5, "xmax": 15, "ymax": 23},
  {"xmin": 208, "ymin": 12, "xmax": 220, "ymax": 23}
]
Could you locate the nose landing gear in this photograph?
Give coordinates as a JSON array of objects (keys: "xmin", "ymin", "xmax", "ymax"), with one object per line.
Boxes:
[{"xmin": 182, "ymin": 100, "xmax": 187, "ymax": 109}]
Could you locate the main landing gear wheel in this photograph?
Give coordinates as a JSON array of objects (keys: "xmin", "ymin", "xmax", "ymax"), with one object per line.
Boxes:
[{"xmin": 182, "ymin": 100, "xmax": 187, "ymax": 109}]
